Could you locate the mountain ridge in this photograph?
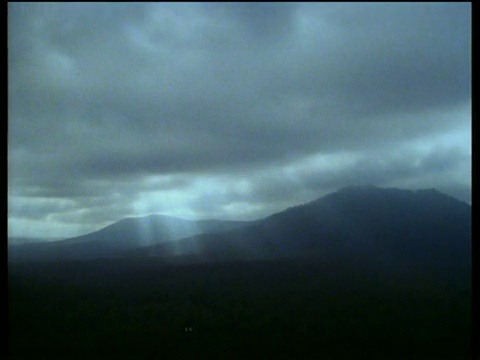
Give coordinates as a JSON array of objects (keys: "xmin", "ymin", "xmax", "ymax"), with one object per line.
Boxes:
[
  {"xmin": 130, "ymin": 185, "xmax": 470, "ymax": 274},
  {"xmin": 8, "ymin": 214, "xmax": 255, "ymax": 262},
  {"xmin": 8, "ymin": 186, "xmax": 471, "ymax": 270}
]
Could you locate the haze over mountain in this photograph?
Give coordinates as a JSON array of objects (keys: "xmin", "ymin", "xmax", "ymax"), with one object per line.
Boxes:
[
  {"xmin": 8, "ymin": 215, "xmax": 252, "ymax": 262},
  {"xmin": 9, "ymin": 186, "xmax": 471, "ymax": 275},
  {"xmin": 8, "ymin": 236, "xmax": 64, "ymax": 245}
]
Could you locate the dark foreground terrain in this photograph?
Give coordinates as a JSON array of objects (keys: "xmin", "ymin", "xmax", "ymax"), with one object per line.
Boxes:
[{"xmin": 8, "ymin": 256, "xmax": 471, "ymax": 359}]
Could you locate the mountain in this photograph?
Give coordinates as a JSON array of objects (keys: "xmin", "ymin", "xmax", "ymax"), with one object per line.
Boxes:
[
  {"xmin": 8, "ymin": 215, "xmax": 253, "ymax": 263},
  {"xmin": 131, "ymin": 186, "xmax": 471, "ymax": 275},
  {"xmin": 8, "ymin": 185, "xmax": 471, "ymax": 359},
  {"xmin": 9, "ymin": 186, "xmax": 471, "ymax": 275},
  {"xmin": 8, "ymin": 237, "xmax": 64, "ymax": 245}
]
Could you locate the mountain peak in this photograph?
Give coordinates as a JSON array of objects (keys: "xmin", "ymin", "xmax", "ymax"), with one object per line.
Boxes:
[
  {"xmin": 327, "ymin": 185, "xmax": 464, "ymax": 203},
  {"xmin": 322, "ymin": 185, "xmax": 402, "ymax": 201},
  {"xmin": 337, "ymin": 184, "xmax": 380, "ymax": 192}
]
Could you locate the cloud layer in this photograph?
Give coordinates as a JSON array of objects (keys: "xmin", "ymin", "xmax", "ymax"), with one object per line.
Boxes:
[{"xmin": 8, "ymin": 3, "xmax": 471, "ymax": 239}]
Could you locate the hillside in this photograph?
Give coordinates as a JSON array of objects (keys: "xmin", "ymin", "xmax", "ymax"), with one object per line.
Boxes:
[
  {"xmin": 8, "ymin": 215, "xmax": 253, "ymax": 262},
  {"xmin": 131, "ymin": 186, "xmax": 471, "ymax": 275}
]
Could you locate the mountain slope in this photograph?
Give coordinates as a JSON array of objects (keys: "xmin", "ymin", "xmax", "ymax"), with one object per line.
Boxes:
[
  {"xmin": 134, "ymin": 186, "xmax": 471, "ymax": 273},
  {"xmin": 9, "ymin": 186, "xmax": 471, "ymax": 272},
  {"xmin": 8, "ymin": 215, "xmax": 253, "ymax": 262}
]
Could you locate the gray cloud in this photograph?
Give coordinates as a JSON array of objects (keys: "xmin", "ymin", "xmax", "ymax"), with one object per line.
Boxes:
[{"xmin": 8, "ymin": 3, "xmax": 471, "ymax": 238}]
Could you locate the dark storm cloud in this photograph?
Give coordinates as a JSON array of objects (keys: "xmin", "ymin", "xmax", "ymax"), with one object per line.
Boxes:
[{"xmin": 8, "ymin": 2, "xmax": 471, "ymax": 237}]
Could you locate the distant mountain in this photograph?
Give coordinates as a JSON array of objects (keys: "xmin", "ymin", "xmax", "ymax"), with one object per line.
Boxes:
[
  {"xmin": 8, "ymin": 215, "xmax": 253, "ymax": 262},
  {"xmin": 9, "ymin": 186, "xmax": 471, "ymax": 277},
  {"xmin": 8, "ymin": 237, "xmax": 63, "ymax": 245},
  {"xmin": 131, "ymin": 186, "xmax": 471, "ymax": 275}
]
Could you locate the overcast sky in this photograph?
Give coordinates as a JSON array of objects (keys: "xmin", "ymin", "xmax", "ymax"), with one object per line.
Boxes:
[{"xmin": 8, "ymin": 2, "xmax": 471, "ymax": 240}]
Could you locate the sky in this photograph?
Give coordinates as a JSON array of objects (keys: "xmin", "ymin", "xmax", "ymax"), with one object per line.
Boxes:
[{"xmin": 8, "ymin": 2, "xmax": 471, "ymax": 240}]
